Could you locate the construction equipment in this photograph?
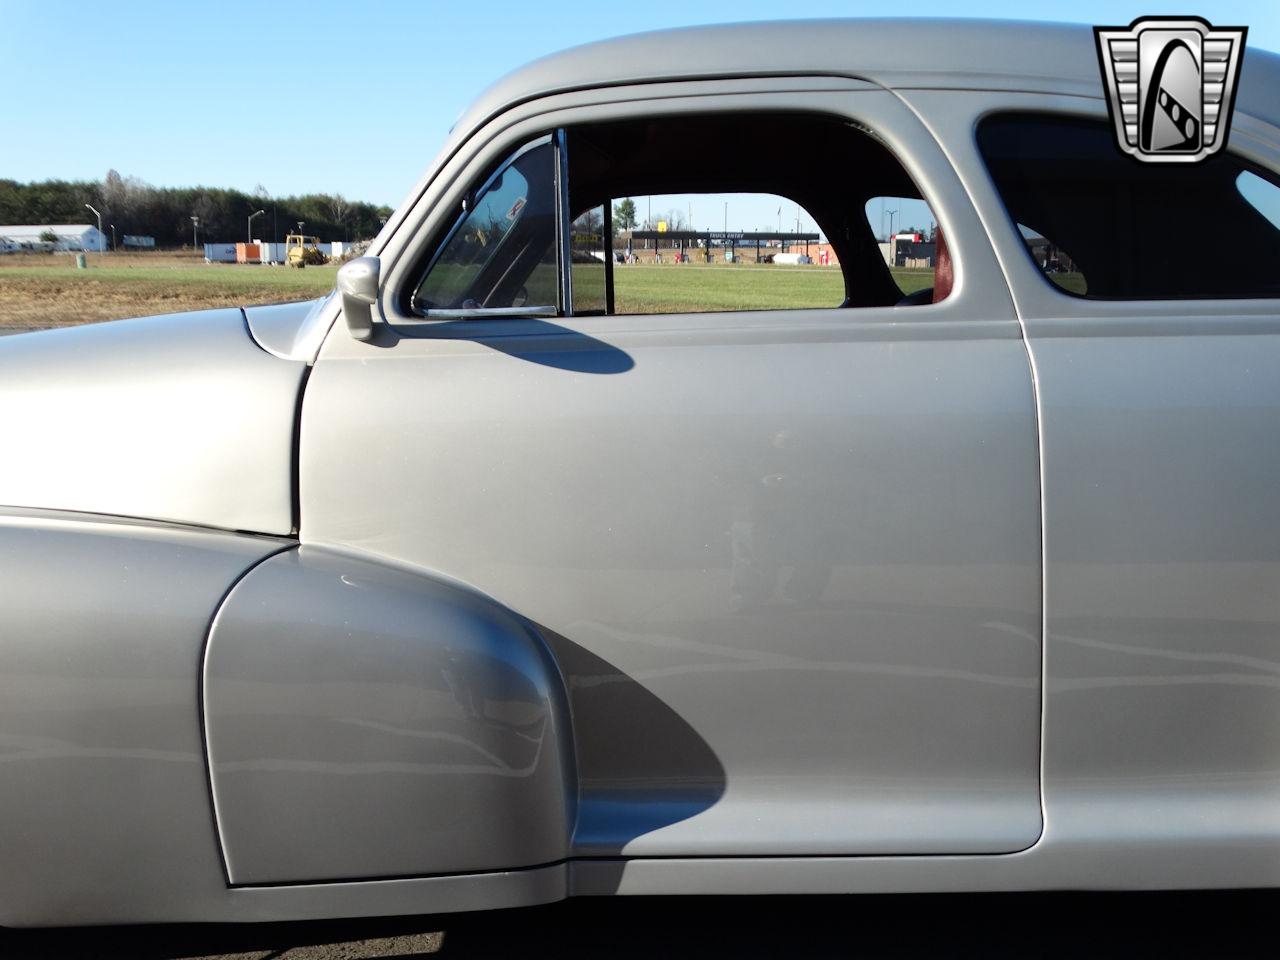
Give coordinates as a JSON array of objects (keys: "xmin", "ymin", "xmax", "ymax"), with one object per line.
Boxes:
[{"xmin": 285, "ymin": 234, "xmax": 326, "ymax": 268}]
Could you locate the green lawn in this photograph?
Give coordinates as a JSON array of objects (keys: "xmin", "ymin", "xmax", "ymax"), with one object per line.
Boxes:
[
  {"xmin": 0, "ymin": 256, "xmax": 941, "ymax": 330},
  {"xmin": 583, "ymin": 263, "xmax": 935, "ymax": 314}
]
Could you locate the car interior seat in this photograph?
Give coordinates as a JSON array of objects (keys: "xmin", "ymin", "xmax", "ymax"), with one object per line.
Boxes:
[{"xmin": 895, "ymin": 226, "xmax": 952, "ymax": 306}]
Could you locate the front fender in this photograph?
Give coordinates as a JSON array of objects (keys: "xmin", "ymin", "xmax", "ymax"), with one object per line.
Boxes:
[
  {"xmin": 202, "ymin": 545, "xmax": 575, "ymax": 885},
  {"xmin": 0, "ymin": 510, "xmax": 291, "ymax": 926}
]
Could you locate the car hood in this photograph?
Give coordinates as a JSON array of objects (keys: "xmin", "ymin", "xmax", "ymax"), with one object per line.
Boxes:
[{"xmin": 0, "ymin": 308, "xmax": 307, "ymax": 535}]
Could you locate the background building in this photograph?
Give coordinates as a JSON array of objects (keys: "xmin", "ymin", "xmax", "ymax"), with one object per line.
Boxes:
[{"xmin": 0, "ymin": 224, "xmax": 108, "ymax": 253}]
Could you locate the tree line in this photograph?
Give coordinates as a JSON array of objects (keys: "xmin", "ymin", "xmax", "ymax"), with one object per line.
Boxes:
[{"xmin": 0, "ymin": 170, "xmax": 394, "ymax": 248}]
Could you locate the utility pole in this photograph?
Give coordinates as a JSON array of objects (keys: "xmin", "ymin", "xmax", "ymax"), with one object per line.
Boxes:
[
  {"xmin": 191, "ymin": 215, "xmax": 200, "ymax": 252},
  {"xmin": 248, "ymin": 209, "xmax": 265, "ymax": 244},
  {"xmin": 886, "ymin": 209, "xmax": 898, "ymax": 267},
  {"xmin": 84, "ymin": 203, "xmax": 102, "ymax": 252}
]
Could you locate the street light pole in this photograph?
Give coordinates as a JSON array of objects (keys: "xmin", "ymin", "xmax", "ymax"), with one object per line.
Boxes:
[
  {"xmin": 190, "ymin": 215, "xmax": 200, "ymax": 252},
  {"xmin": 248, "ymin": 209, "xmax": 265, "ymax": 244},
  {"xmin": 886, "ymin": 209, "xmax": 898, "ymax": 267},
  {"xmin": 84, "ymin": 203, "xmax": 102, "ymax": 253}
]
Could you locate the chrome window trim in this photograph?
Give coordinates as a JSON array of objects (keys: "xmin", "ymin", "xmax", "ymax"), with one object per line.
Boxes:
[
  {"xmin": 554, "ymin": 127, "xmax": 573, "ymax": 317},
  {"xmin": 423, "ymin": 305, "xmax": 558, "ymax": 320}
]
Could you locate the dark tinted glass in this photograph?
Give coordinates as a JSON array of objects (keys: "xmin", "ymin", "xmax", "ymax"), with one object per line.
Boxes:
[{"xmin": 977, "ymin": 114, "xmax": 1280, "ymax": 299}]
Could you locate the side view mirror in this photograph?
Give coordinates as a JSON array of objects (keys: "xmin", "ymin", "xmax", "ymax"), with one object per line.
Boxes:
[{"xmin": 336, "ymin": 256, "xmax": 379, "ymax": 341}]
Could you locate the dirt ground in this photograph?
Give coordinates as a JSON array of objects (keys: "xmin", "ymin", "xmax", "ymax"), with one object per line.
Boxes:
[{"xmin": 0, "ymin": 252, "xmax": 336, "ymax": 331}]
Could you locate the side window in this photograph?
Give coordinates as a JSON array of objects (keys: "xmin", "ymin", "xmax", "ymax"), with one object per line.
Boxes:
[
  {"xmin": 1017, "ymin": 223, "xmax": 1085, "ymax": 296},
  {"xmin": 1238, "ymin": 171, "xmax": 1280, "ymax": 230},
  {"xmin": 570, "ymin": 205, "xmax": 607, "ymax": 314},
  {"xmin": 413, "ymin": 137, "xmax": 558, "ymax": 313},
  {"xmin": 566, "ymin": 113, "xmax": 945, "ymax": 315},
  {"xmin": 977, "ymin": 113, "xmax": 1280, "ymax": 299},
  {"xmin": 409, "ymin": 113, "xmax": 948, "ymax": 319},
  {"xmin": 602, "ymin": 192, "xmax": 836, "ymax": 314},
  {"xmin": 864, "ymin": 196, "xmax": 937, "ymax": 300}
]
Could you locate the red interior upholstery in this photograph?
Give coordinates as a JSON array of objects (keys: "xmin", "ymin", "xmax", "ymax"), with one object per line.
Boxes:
[{"xmin": 933, "ymin": 227, "xmax": 953, "ymax": 303}]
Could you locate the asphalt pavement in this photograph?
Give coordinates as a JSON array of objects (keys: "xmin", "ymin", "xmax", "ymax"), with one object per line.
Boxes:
[{"xmin": 1, "ymin": 891, "xmax": 1274, "ymax": 959}]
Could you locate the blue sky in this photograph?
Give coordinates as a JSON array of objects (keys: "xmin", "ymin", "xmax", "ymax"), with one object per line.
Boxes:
[{"xmin": 2, "ymin": 0, "xmax": 1277, "ymax": 234}]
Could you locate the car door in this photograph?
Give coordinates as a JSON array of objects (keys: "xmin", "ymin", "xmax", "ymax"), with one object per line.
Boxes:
[
  {"xmin": 297, "ymin": 80, "xmax": 1044, "ymax": 865},
  {"xmin": 905, "ymin": 88, "xmax": 1280, "ymax": 863}
]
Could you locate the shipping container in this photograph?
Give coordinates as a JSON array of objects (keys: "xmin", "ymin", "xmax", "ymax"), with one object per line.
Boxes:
[
  {"xmin": 258, "ymin": 242, "xmax": 286, "ymax": 264},
  {"xmin": 203, "ymin": 243, "xmax": 237, "ymax": 263}
]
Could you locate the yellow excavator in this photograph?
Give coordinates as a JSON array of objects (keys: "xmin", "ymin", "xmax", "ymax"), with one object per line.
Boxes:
[{"xmin": 285, "ymin": 234, "xmax": 326, "ymax": 268}]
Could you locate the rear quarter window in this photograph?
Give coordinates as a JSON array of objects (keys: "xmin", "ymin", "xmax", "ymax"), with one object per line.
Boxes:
[{"xmin": 976, "ymin": 113, "xmax": 1280, "ymax": 300}]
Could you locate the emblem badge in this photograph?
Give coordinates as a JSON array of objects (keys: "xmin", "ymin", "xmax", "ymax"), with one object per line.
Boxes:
[{"xmin": 1095, "ymin": 16, "xmax": 1247, "ymax": 163}]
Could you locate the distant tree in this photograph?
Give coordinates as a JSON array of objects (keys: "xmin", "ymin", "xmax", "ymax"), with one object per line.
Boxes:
[
  {"xmin": 328, "ymin": 193, "xmax": 350, "ymax": 225},
  {"xmin": 613, "ymin": 197, "xmax": 637, "ymax": 231},
  {"xmin": 39, "ymin": 229, "xmax": 58, "ymax": 244},
  {"xmin": 191, "ymin": 193, "xmax": 218, "ymax": 235},
  {"xmin": 575, "ymin": 208, "xmax": 603, "ymax": 235},
  {"xmin": 0, "ymin": 173, "xmax": 393, "ymax": 248},
  {"xmin": 101, "ymin": 168, "xmax": 152, "ymax": 231}
]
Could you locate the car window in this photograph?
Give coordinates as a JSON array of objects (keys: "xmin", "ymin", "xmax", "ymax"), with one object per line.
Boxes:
[
  {"xmin": 413, "ymin": 137, "xmax": 558, "ymax": 312},
  {"xmin": 566, "ymin": 113, "xmax": 945, "ymax": 315},
  {"xmin": 410, "ymin": 113, "xmax": 947, "ymax": 318},
  {"xmin": 590, "ymin": 192, "xmax": 838, "ymax": 314},
  {"xmin": 570, "ymin": 205, "xmax": 607, "ymax": 314},
  {"xmin": 1016, "ymin": 223, "xmax": 1086, "ymax": 295},
  {"xmin": 863, "ymin": 196, "xmax": 937, "ymax": 299},
  {"xmin": 977, "ymin": 113, "xmax": 1280, "ymax": 300},
  {"xmin": 1238, "ymin": 170, "xmax": 1280, "ymax": 230}
]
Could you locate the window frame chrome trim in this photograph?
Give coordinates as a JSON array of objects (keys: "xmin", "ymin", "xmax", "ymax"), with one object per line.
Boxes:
[{"xmin": 554, "ymin": 128, "xmax": 573, "ymax": 317}]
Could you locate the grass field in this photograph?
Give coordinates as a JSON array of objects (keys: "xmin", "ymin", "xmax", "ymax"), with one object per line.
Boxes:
[
  {"xmin": 0, "ymin": 252, "xmax": 338, "ymax": 330},
  {"xmin": 0, "ymin": 252, "xmax": 939, "ymax": 331},
  {"xmin": 610, "ymin": 264, "xmax": 935, "ymax": 312}
]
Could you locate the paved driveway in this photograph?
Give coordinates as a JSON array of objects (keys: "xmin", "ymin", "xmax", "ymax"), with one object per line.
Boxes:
[{"xmin": 1, "ymin": 892, "xmax": 1274, "ymax": 959}]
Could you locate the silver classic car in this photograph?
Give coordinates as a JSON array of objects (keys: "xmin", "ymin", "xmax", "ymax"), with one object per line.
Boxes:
[{"xmin": 2, "ymin": 19, "xmax": 1279, "ymax": 927}]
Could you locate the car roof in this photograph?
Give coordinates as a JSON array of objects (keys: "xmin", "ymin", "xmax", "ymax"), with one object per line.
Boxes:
[
  {"xmin": 372, "ymin": 18, "xmax": 1280, "ymax": 254},
  {"xmin": 452, "ymin": 18, "xmax": 1280, "ymax": 139}
]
